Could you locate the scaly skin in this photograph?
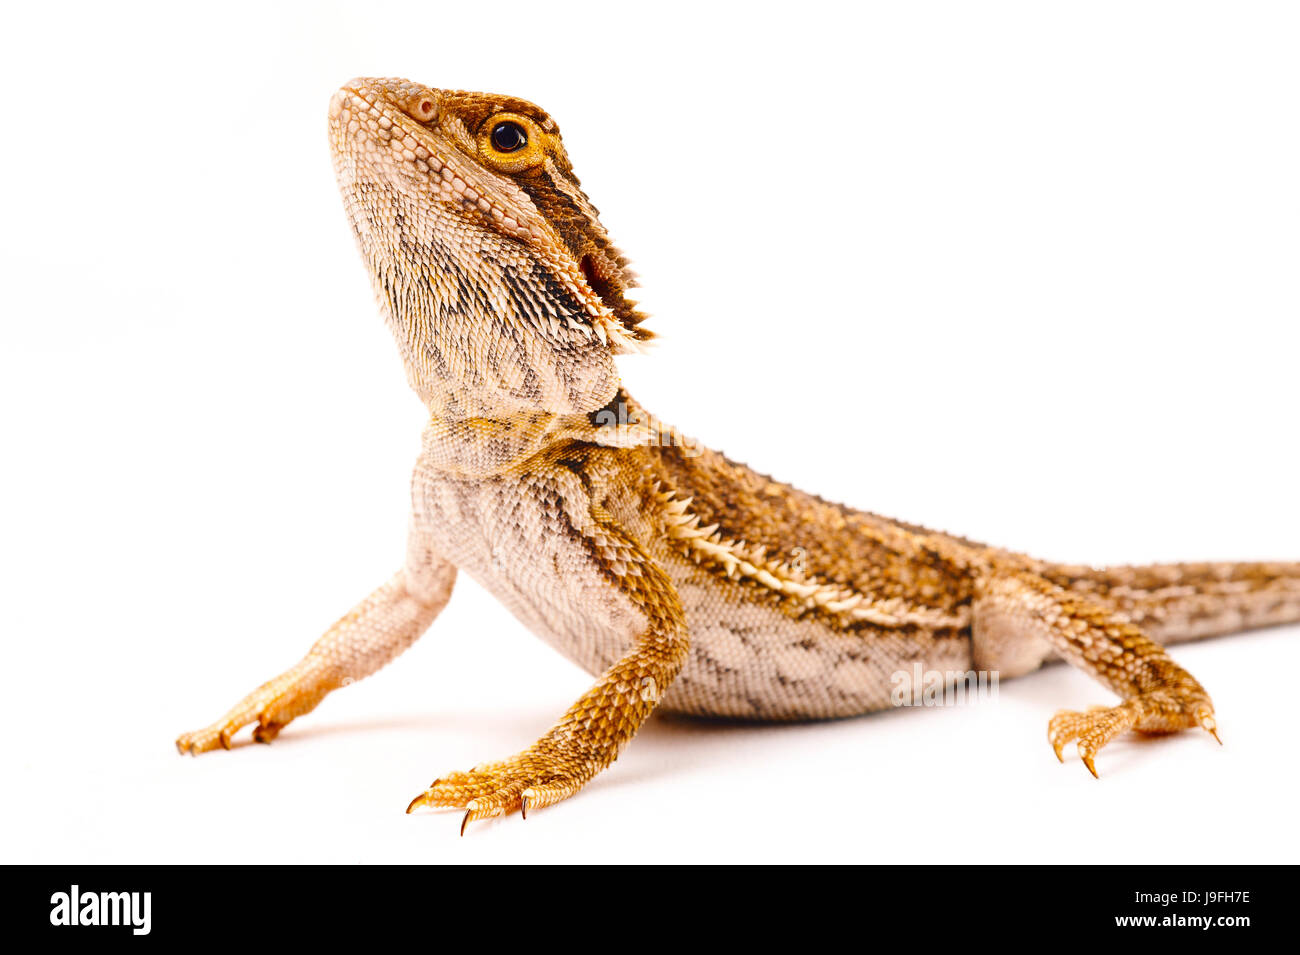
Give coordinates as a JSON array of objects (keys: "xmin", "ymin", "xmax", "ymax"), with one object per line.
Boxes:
[{"xmin": 177, "ymin": 77, "xmax": 1300, "ymax": 831}]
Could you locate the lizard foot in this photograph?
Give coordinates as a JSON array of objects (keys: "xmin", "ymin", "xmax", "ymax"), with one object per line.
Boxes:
[
  {"xmin": 175, "ymin": 667, "xmax": 332, "ymax": 755},
  {"xmin": 405, "ymin": 745, "xmax": 596, "ymax": 834},
  {"xmin": 1048, "ymin": 693, "xmax": 1219, "ymax": 778}
]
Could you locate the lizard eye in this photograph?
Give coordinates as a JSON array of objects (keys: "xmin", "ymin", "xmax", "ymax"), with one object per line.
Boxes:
[
  {"xmin": 490, "ymin": 121, "xmax": 528, "ymax": 153},
  {"xmin": 478, "ymin": 113, "xmax": 544, "ymax": 172}
]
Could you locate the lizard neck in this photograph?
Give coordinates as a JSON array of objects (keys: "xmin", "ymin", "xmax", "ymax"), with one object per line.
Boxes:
[
  {"xmin": 419, "ymin": 409, "xmax": 582, "ymax": 478},
  {"xmin": 418, "ymin": 391, "xmax": 693, "ymax": 478}
]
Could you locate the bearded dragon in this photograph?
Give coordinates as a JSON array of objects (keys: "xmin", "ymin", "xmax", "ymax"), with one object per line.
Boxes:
[{"xmin": 176, "ymin": 76, "xmax": 1300, "ymax": 833}]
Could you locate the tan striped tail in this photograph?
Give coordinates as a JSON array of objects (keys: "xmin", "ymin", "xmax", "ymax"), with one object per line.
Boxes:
[{"xmin": 1047, "ymin": 561, "xmax": 1300, "ymax": 646}]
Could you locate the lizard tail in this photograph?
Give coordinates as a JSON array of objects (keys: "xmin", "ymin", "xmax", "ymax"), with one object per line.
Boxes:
[{"xmin": 1045, "ymin": 561, "xmax": 1300, "ymax": 646}]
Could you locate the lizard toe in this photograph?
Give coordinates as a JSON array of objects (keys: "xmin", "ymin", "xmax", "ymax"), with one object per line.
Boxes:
[{"xmin": 405, "ymin": 749, "xmax": 593, "ymax": 832}]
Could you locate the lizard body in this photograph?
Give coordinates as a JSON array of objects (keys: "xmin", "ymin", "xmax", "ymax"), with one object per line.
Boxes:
[{"xmin": 178, "ymin": 78, "xmax": 1300, "ymax": 829}]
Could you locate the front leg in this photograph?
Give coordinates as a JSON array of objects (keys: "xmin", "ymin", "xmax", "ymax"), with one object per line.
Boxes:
[
  {"xmin": 176, "ymin": 542, "xmax": 456, "ymax": 753},
  {"xmin": 406, "ymin": 507, "xmax": 688, "ymax": 832}
]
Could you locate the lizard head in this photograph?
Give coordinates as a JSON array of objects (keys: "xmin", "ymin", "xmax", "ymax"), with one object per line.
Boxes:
[{"xmin": 328, "ymin": 77, "xmax": 648, "ymax": 417}]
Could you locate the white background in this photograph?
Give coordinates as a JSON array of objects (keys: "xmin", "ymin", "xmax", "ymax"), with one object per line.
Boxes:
[{"xmin": 2, "ymin": 1, "xmax": 1297, "ymax": 864}]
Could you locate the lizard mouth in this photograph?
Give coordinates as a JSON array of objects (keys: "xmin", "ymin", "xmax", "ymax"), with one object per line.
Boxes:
[
  {"xmin": 579, "ymin": 254, "xmax": 616, "ymax": 308},
  {"xmin": 330, "ymin": 81, "xmax": 644, "ymax": 351}
]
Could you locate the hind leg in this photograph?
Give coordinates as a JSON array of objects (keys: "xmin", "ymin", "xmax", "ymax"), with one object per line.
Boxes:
[{"xmin": 974, "ymin": 570, "xmax": 1218, "ymax": 777}]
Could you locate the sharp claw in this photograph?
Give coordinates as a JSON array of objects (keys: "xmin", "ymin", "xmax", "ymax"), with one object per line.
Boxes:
[
  {"xmin": 1052, "ymin": 741, "xmax": 1065, "ymax": 763},
  {"xmin": 406, "ymin": 791, "xmax": 430, "ymax": 814},
  {"xmin": 1082, "ymin": 754, "xmax": 1099, "ymax": 779},
  {"xmin": 1198, "ymin": 711, "xmax": 1222, "ymax": 745},
  {"xmin": 460, "ymin": 808, "xmax": 472, "ymax": 837},
  {"xmin": 521, "ymin": 794, "xmax": 530, "ymax": 820},
  {"xmin": 218, "ymin": 731, "xmax": 231, "ymax": 751}
]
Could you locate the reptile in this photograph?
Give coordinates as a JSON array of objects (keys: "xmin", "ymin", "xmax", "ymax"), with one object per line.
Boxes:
[{"xmin": 176, "ymin": 76, "xmax": 1300, "ymax": 833}]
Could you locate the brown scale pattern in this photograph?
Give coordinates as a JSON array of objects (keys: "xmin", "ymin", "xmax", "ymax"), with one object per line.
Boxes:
[{"xmin": 643, "ymin": 442, "xmax": 976, "ymax": 621}]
